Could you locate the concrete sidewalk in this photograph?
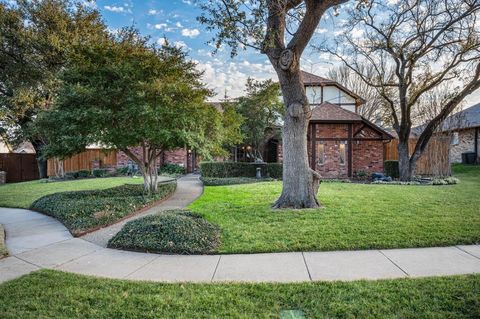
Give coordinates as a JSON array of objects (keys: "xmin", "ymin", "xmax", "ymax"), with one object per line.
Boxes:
[
  {"xmin": 1, "ymin": 180, "xmax": 479, "ymax": 283},
  {"xmin": 81, "ymin": 174, "xmax": 203, "ymax": 246}
]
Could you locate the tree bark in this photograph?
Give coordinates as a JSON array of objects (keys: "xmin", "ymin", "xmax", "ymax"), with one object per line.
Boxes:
[
  {"xmin": 397, "ymin": 140, "xmax": 414, "ymax": 181},
  {"xmin": 272, "ymin": 66, "xmax": 320, "ymax": 209},
  {"xmin": 30, "ymin": 139, "xmax": 48, "ymax": 179}
]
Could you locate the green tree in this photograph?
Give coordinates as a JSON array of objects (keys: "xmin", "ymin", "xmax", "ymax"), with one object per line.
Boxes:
[
  {"xmin": 38, "ymin": 29, "xmax": 237, "ymax": 193},
  {"xmin": 235, "ymin": 78, "xmax": 283, "ymax": 161},
  {"xmin": 0, "ymin": 0, "xmax": 107, "ymax": 177}
]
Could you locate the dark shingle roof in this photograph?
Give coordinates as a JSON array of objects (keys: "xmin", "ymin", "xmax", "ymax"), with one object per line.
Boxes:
[
  {"xmin": 439, "ymin": 103, "xmax": 480, "ymax": 131},
  {"xmin": 310, "ymin": 102, "xmax": 362, "ymax": 122},
  {"xmin": 301, "ymin": 70, "xmax": 336, "ymax": 86}
]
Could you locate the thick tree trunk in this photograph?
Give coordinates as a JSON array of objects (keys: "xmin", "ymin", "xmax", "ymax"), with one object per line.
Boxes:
[
  {"xmin": 273, "ymin": 67, "xmax": 320, "ymax": 209},
  {"xmin": 30, "ymin": 140, "xmax": 48, "ymax": 179},
  {"xmin": 397, "ymin": 140, "xmax": 415, "ymax": 181},
  {"xmin": 142, "ymin": 162, "xmax": 158, "ymax": 194}
]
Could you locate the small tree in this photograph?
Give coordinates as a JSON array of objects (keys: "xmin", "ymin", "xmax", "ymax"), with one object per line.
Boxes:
[
  {"xmin": 39, "ymin": 30, "xmax": 232, "ymax": 193},
  {"xmin": 235, "ymin": 78, "xmax": 283, "ymax": 161},
  {"xmin": 198, "ymin": 0, "xmax": 349, "ymax": 208},
  {"xmin": 324, "ymin": 0, "xmax": 480, "ymax": 180},
  {"xmin": 0, "ymin": 0, "xmax": 107, "ymax": 177}
]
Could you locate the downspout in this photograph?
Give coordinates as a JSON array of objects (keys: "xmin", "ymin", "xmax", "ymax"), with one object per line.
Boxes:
[{"xmin": 475, "ymin": 127, "xmax": 479, "ymax": 164}]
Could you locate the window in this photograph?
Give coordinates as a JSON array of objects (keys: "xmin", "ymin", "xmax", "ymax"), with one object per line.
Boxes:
[
  {"xmin": 339, "ymin": 143, "xmax": 346, "ymax": 165},
  {"xmin": 316, "ymin": 142, "xmax": 325, "ymax": 165},
  {"xmin": 451, "ymin": 132, "xmax": 459, "ymax": 145}
]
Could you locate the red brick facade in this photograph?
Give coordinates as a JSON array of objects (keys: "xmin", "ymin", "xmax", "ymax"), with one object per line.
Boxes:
[
  {"xmin": 116, "ymin": 147, "xmax": 197, "ymax": 172},
  {"xmin": 274, "ymin": 121, "xmax": 388, "ymax": 179}
]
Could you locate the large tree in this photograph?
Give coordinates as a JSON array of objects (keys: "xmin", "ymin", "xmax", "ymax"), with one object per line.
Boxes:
[
  {"xmin": 199, "ymin": 0, "xmax": 348, "ymax": 208},
  {"xmin": 324, "ymin": 0, "xmax": 480, "ymax": 180},
  {"xmin": 0, "ymin": 0, "xmax": 106, "ymax": 178},
  {"xmin": 39, "ymin": 30, "xmax": 238, "ymax": 193},
  {"xmin": 235, "ymin": 78, "xmax": 283, "ymax": 161}
]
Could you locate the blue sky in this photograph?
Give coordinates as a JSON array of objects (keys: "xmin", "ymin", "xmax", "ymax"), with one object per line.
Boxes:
[
  {"xmin": 91, "ymin": 0, "xmax": 478, "ymax": 105},
  {"xmin": 92, "ymin": 0, "xmax": 343, "ymax": 101}
]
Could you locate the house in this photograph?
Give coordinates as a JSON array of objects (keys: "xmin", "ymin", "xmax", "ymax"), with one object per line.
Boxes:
[
  {"xmin": 435, "ymin": 103, "xmax": 480, "ymax": 164},
  {"xmin": 264, "ymin": 71, "xmax": 393, "ymax": 179}
]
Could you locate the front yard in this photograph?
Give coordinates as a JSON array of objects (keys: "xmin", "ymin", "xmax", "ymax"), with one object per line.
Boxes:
[
  {"xmin": 0, "ymin": 270, "xmax": 478, "ymax": 318},
  {"xmin": 190, "ymin": 165, "xmax": 480, "ymax": 254}
]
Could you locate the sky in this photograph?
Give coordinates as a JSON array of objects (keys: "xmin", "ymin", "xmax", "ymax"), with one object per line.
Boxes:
[{"xmin": 91, "ymin": 0, "xmax": 478, "ymax": 106}]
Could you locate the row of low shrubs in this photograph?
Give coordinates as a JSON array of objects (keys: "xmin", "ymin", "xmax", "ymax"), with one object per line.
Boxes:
[
  {"xmin": 372, "ymin": 177, "xmax": 459, "ymax": 185},
  {"xmin": 30, "ymin": 181, "xmax": 176, "ymax": 236},
  {"xmin": 108, "ymin": 210, "xmax": 220, "ymax": 254},
  {"xmin": 200, "ymin": 162, "xmax": 282, "ymax": 179},
  {"xmin": 201, "ymin": 177, "xmax": 275, "ymax": 186},
  {"xmin": 60, "ymin": 163, "xmax": 186, "ymax": 180}
]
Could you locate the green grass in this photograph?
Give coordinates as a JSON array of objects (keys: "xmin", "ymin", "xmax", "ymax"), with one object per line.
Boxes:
[
  {"xmin": 0, "ymin": 177, "xmax": 144, "ymax": 208},
  {"xmin": 0, "ymin": 270, "xmax": 479, "ymax": 318},
  {"xmin": 190, "ymin": 165, "xmax": 480, "ymax": 253}
]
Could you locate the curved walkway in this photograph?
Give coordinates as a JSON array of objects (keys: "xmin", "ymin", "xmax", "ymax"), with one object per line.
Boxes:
[
  {"xmin": 82, "ymin": 174, "xmax": 203, "ymax": 247},
  {"xmin": 1, "ymin": 176, "xmax": 479, "ymax": 283}
]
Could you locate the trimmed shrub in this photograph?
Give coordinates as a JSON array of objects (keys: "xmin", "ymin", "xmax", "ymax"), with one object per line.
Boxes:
[
  {"xmin": 92, "ymin": 169, "xmax": 107, "ymax": 178},
  {"xmin": 384, "ymin": 160, "xmax": 399, "ymax": 179},
  {"xmin": 266, "ymin": 163, "xmax": 282, "ymax": 179},
  {"xmin": 433, "ymin": 177, "xmax": 459, "ymax": 185},
  {"xmin": 65, "ymin": 171, "xmax": 79, "ymax": 179},
  {"xmin": 200, "ymin": 161, "xmax": 283, "ymax": 179},
  {"xmin": 158, "ymin": 163, "xmax": 186, "ymax": 176},
  {"xmin": 30, "ymin": 182, "xmax": 176, "ymax": 235},
  {"xmin": 77, "ymin": 170, "xmax": 91, "ymax": 178},
  {"xmin": 115, "ymin": 167, "xmax": 128, "ymax": 175},
  {"xmin": 201, "ymin": 177, "xmax": 275, "ymax": 186},
  {"xmin": 108, "ymin": 210, "xmax": 221, "ymax": 254}
]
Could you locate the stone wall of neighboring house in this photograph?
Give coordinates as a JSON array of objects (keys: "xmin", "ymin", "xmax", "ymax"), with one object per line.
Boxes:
[{"xmin": 449, "ymin": 128, "xmax": 478, "ymax": 163}]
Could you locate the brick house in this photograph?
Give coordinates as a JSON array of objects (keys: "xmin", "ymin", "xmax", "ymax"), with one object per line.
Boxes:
[{"xmin": 266, "ymin": 71, "xmax": 393, "ymax": 178}]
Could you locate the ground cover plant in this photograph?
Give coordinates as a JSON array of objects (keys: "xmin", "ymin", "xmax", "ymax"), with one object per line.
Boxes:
[
  {"xmin": 0, "ymin": 270, "xmax": 479, "ymax": 318},
  {"xmin": 30, "ymin": 182, "xmax": 176, "ymax": 235},
  {"xmin": 0, "ymin": 177, "xmax": 144, "ymax": 209},
  {"xmin": 189, "ymin": 165, "xmax": 480, "ymax": 254},
  {"xmin": 108, "ymin": 210, "xmax": 220, "ymax": 254}
]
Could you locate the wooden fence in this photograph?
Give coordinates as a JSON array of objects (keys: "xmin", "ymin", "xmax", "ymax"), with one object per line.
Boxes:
[
  {"xmin": 384, "ymin": 137, "xmax": 451, "ymax": 176},
  {"xmin": 47, "ymin": 149, "xmax": 117, "ymax": 176},
  {"xmin": 0, "ymin": 153, "xmax": 39, "ymax": 183}
]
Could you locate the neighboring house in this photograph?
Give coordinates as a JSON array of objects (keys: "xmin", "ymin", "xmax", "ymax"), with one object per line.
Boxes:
[
  {"xmin": 0, "ymin": 137, "xmax": 36, "ymax": 154},
  {"xmin": 263, "ymin": 71, "xmax": 393, "ymax": 178},
  {"xmin": 436, "ymin": 103, "xmax": 480, "ymax": 164}
]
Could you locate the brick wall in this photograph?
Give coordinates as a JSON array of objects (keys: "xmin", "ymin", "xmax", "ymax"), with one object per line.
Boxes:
[
  {"xmin": 116, "ymin": 147, "xmax": 188, "ymax": 168},
  {"xmin": 352, "ymin": 140, "xmax": 384, "ymax": 175}
]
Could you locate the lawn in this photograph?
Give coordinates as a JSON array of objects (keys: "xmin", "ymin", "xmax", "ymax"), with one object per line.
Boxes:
[
  {"xmin": 190, "ymin": 165, "xmax": 480, "ymax": 253},
  {"xmin": 0, "ymin": 177, "xmax": 143, "ymax": 208},
  {"xmin": 0, "ymin": 270, "xmax": 478, "ymax": 318}
]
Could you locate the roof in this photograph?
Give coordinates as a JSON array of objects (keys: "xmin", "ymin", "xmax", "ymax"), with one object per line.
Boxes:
[
  {"xmin": 439, "ymin": 103, "xmax": 480, "ymax": 131},
  {"xmin": 411, "ymin": 103, "xmax": 480, "ymax": 135},
  {"xmin": 300, "ymin": 70, "xmax": 366, "ymax": 104},
  {"xmin": 311, "ymin": 102, "xmax": 362, "ymax": 122},
  {"xmin": 310, "ymin": 103, "xmax": 393, "ymax": 139}
]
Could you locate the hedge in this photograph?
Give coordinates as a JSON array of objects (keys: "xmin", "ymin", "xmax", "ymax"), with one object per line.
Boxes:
[
  {"xmin": 30, "ymin": 182, "xmax": 176, "ymax": 235},
  {"xmin": 384, "ymin": 160, "xmax": 399, "ymax": 179},
  {"xmin": 158, "ymin": 163, "xmax": 186, "ymax": 176},
  {"xmin": 200, "ymin": 162, "xmax": 282, "ymax": 179},
  {"xmin": 201, "ymin": 177, "xmax": 275, "ymax": 186},
  {"xmin": 108, "ymin": 210, "xmax": 220, "ymax": 254}
]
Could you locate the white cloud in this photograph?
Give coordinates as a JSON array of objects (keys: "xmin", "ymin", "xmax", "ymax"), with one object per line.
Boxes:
[
  {"xmin": 157, "ymin": 38, "xmax": 167, "ymax": 46},
  {"xmin": 148, "ymin": 9, "xmax": 159, "ymax": 15},
  {"xmin": 154, "ymin": 23, "xmax": 168, "ymax": 30},
  {"xmin": 104, "ymin": 5, "xmax": 131, "ymax": 13},
  {"xmin": 181, "ymin": 28, "xmax": 200, "ymax": 38},
  {"xmin": 176, "ymin": 22, "xmax": 183, "ymax": 28},
  {"xmin": 173, "ymin": 40, "xmax": 188, "ymax": 50}
]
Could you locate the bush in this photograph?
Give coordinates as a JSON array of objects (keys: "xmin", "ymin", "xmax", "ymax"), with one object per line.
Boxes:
[
  {"xmin": 158, "ymin": 163, "xmax": 186, "ymax": 176},
  {"xmin": 201, "ymin": 177, "xmax": 275, "ymax": 186},
  {"xmin": 200, "ymin": 161, "xmax": 283, "ymax": 179},
  {"xmin": 65, "ymin": 171, "xmax": 79, "ymax": 179},
  {"xmin": 266, "ymin": 163, "xmax": 282, "ymax": 179},
  {"xmin": 115, "ymin": 167, "xmax": 128, "ymax": 175},
  {"xmin": 108, "ymin": 210, "xmax": 221, "ymax": 254},
  {"xmin": 433, "ymin": 177, "xmax": 459, "ymax": 185},
  {"xmin": 77, "ymin": 170, "xmax": 91, "ymax": 178},
  {"xmin": 30, "ymin": 182, "xmax": 176, "ymax": 235},
  {"xmin": 92, "ymin": 169, "xmax": 107, "ymax": 178},
  {"xmin": 384, "ymin": 160, "xmax": 399, "ymax": 179}
]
